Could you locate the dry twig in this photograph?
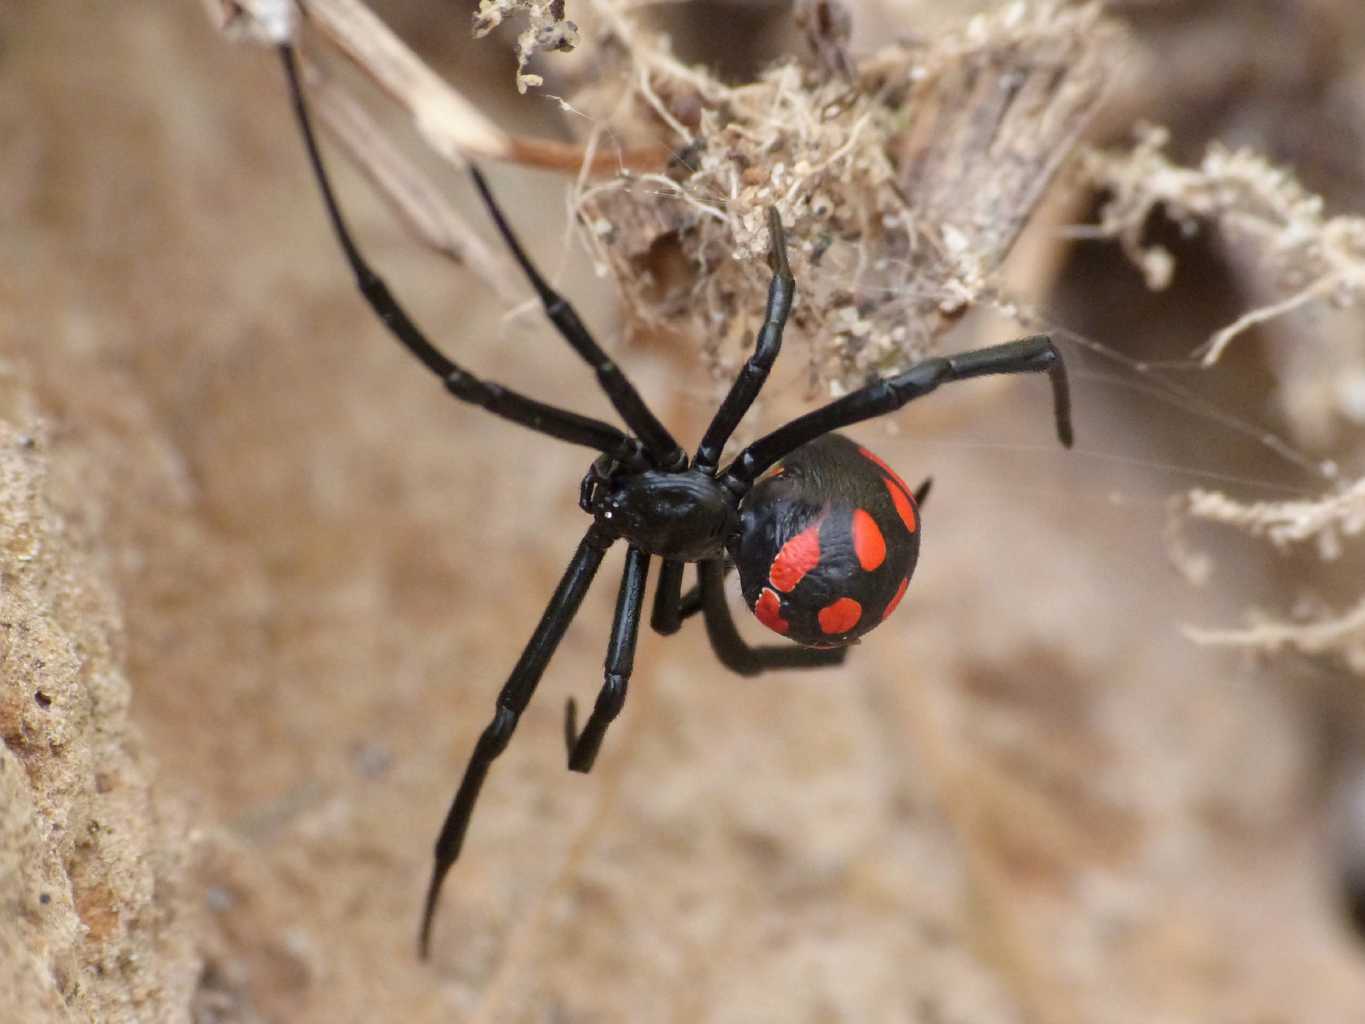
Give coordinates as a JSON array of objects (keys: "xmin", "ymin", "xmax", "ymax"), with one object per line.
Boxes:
[
  {"xmin": 209, "ymin": 0, "xmax": 667, "ymax": 173},
  {"xmin": 1185, "ymin": 597, "xmax": 1365, "ymax": 674},
  {"xmin": 1185, "ymin": 479, "xmax": 1365, "ymax": 561},
  {"xmin": 300, "ymin": 56, "xmax": 525, "ymax": 304}
]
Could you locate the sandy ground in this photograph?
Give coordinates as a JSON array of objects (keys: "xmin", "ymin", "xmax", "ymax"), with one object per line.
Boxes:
[{"xmin": 5, "ymin": 2, "xmax": 1365, "ymax": 1022}]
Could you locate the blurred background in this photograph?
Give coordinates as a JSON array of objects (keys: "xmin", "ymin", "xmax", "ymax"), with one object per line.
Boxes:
[{"xmin": 4, "ymin": 1, "xmax": 1365, "ymax": 1021}]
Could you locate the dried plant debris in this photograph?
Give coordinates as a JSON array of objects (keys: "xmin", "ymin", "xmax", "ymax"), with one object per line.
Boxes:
[
  {"xmin": 1185, "ymin": 480, "xmax": 1365, "ymax": 562},
  {"xmin": 793, "ymin": 0, "xmax": 855, "ymax": 83},
  {"xmin": 573, "ymin": 1, "xmax": 1116, "ymax": 394},
  {"xmin": 1178, "ymin": 480, "xmax": 1365, "ymax": 671},
  {"xmin": 203, "ymin": 0, "xmax": 295, "ymax": 44},
  {"xmin": 474, "ymin": 0, "xmax": 580, "ymax": 94},
  {"xmin": 1078, "ymin": 124, "xmax": 1365, "ymax": 366},
  {"xmin": 1185, "ymin": 596, "xmax": 1365, "ymax": 675},
  {"xmin": 1086, "ymin": 127, "xmax": 1365, "ymax": 671}
]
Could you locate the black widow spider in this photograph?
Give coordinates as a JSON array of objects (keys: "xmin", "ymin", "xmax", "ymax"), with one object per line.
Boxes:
[{"xmin": 278, "ymin": 44, "xmax": 1073, "ymax": 957}]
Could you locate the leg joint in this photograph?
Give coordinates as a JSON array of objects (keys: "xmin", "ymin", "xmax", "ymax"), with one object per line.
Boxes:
[
  {"xmin": 445, "ymin": 369, "xmax": 491, "ymax": 404},
  {"xmin": 477, "ymin": 706, "xmax": 518, "ymax": 758},
  {"xmin": 593, "ymin": 673, "xmax": 628, "ymax": 720}
]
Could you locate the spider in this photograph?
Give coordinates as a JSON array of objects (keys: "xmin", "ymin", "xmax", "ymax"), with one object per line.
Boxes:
[{"xmin": 277, "ymin": 45, "xmax": 1073, "ymax": 957}]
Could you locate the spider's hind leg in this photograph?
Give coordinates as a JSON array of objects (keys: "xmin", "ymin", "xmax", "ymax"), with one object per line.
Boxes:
[
  {"xmin": 651, "ymin": 559, "xmax": 737, "ymax": 634},
  {"xmin": 675, "ymin": 559, "xmax": 734, "ymax": 624},
  {"xmin": 698, "ymin": 559, "xmax": 846, "ymax": 677}
]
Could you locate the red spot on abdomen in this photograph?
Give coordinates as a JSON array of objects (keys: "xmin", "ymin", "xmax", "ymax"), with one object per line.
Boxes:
[
  {"xmin": 858, "ymin": 446, "xmax": 914, "ymax": 499},
  {"xmin": 882, "ymin": 577, "xmax": 910, "ymax": 620},
  {"xmin": 851, "ymin": 509, "xmax": 886, "ymax": 570},
  {"xmin": 818, "ymin": 597, "xmax": 862, "ymax": 635},
  {"xmin": 885, "ymin": 478, "xmax": 918, "ymax": 533},
  {"xmin": 859, "ymin": 446, "xmax": 917, "ymax": 533},
  {"xmin": 770, "ymin": 521, "xmax": 822, "ymax": 592},
  {"xmin": 754, "ymin": 588, "xmax": 789, "ymax": 634}
]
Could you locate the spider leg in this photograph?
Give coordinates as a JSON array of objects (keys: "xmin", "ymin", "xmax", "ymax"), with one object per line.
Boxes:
[
  {"xmin": 653, "ymin": 560, "xmax": 737, "ymax": 633},
  {"xmin": 468, "ymin": 169, "xmax": 685, "ymax": 470},
  {"xmin": 698, "ymin": 560, "xmax": 846, "ymax": 676},
  {"xmin": 279, "ymin": 46, "xmax": 645, "ymax": 468},
  {"xmin": 693, "ymin": 208, "xmax": 794, "ymax": 475},
  {"xmin": 676, "ymin": 559, "xmax": 733, "ymax": 622},
  {"xmin": 563, "ymin": 545, "xmax": 649, "ymax": 772},
  {"xmin": 649, "ymin": 558, "xmax": 687, "ymax": 635},
  {"xmin": 419, "ymin": 523, "xmax": 615, "ymax": 958},
  {"xmin": 721, "ymin": 335, "xmax": 1073, "ymax": 493}
]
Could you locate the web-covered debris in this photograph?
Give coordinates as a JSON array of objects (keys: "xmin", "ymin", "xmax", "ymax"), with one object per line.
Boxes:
[
  {"xmin": 1082, "ymin": 124, "xmax": 1365, "ymax": 672},
  {"xmin": 1078, "ymin": 124, "xmax": 1365, "ymax": 367},
  {"xmin": 474, "ymin": 0, "xmax": 581, "ymax": 94},
  {"xmin": 571, "ymin": 1, "xmax": 1116, "ymax": 395}
]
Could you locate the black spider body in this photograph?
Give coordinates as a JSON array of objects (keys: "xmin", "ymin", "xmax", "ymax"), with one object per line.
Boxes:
[
  {"xmin": 586, "ymin": 463, "xmax": 736, "ymax": 561},
  {"xmin": 733, "ymin": 433, "xmax": 922, "ymax": 647},
  {"xmin": 278, "ymin": 44, "xmax": 1074, "ymax": 960}
]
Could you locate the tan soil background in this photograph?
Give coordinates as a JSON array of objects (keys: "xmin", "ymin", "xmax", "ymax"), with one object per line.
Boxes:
[{"xmin": 5, "ymin": 2, "xmax": 1365, "ymax": 1021}]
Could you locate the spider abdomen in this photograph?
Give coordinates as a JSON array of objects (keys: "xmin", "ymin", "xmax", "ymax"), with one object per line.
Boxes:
[{"xmin": 732, "ymin": 433, "xmax": 921, "ymax": 647}]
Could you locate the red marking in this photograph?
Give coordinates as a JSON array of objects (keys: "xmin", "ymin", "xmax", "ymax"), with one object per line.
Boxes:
[
  {"xmin": 761, "ymin": 463, "xmax": 785, "ymax": 480},
  {"xmin": 858, "ymin": 446, "xmax": 914, "ymax": 499},
  {"xmin": 770, "ymin": 521, "xmax": 822, "ymax": 592},
  {"xmin": 884, "ymin": 477, "xmax": 918, "ymax": 533},
  {"xmin": 818, "ymin": 597, "xmax": 862, "ymax": 635},
  {"xmin": 882, "ymin": 577, "xmax": 910, "ymax": 620},
  {"xmin": 754, "ymin": 588, "xmax": 789, "ymax": 634},
  {"xmin": 851, "ymin": 509, "xmax": 886, "ymax": 570}
]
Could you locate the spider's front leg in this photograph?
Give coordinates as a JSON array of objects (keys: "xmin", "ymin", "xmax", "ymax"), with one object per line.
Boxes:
[
  {"xmin": 420, "ymin": 523, "xmax": 615, "ymax": 958},
  {"xmin": 722, "ymin": 335, "xmax": 1073, "ymax": 491},
  {"xmin": 693, "ymin": 207, "xmax": 795, "ymax": 475},
  {"xmin": 278, "ymin": 45, "xmax": 646, "ymax": 469}
]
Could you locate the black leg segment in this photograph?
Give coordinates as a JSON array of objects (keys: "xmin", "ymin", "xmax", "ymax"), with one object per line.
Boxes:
[
  {"xmin": 721, "ymin": 335, "xmax": 1073, "ymax": 493},
  {"xmin": 564, "ymin": 545, "xmax": 649, "ymax": 773},
  {"xmin": 693, "ymin": 208, "xmax": 795, "ymax": 475},
  {"xmin": 649, "ymin": 558, "xmax": 687, "ymax": 636},
  {"xmin": 468, "ymin": 168, "xmax": 686, "ymax": 470},
  {"xmin": 677, "ymin": 559, "xmax": 733, "ymax": 622},
  {"xmin": 655, "ymin": 560, "xmax": 734, "ymax": 633},
  {"xmin": 278, "ymin": 46, "xmax": 644, "ymax": 467},
  {"xmin": 419, "ymin": 524, "xmax": 614, "ymax": 958}
]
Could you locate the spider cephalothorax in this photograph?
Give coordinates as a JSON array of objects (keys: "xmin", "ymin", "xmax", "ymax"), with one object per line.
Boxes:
[
  {"xmin": 585, "ymin": 462, "xmax": 737, "ymax": 561},
  {"xmin": 279, "ymin": 44, "xmax": 1073, "ymax": 959}
]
